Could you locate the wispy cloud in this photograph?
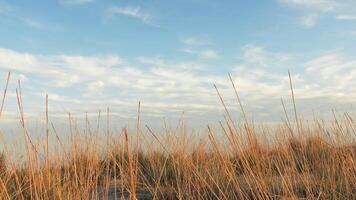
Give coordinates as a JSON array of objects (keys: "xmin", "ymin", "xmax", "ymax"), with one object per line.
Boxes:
[
  {"xmin": 0, "ymin": 48, "xmax": 123, "ymax": 87},
  {"xmin": 0, "ymin": 46, "xmax": 354, "ymax": 125},
  {"xmin": 0, "ymin": 2, "xmax": 11, "ymax": 13},
  {"xmin": 280, "ymin": 0, "xmax": 336, "ymax": 12},
  {"xmin": 279, "ymin": 0, "xmax": 356, "ymax": 26},
  {"xmin": 0, "ymin": 2, "xmax": 46, "ymax": 29},
  {"xmin": 181, "ymin": 37, "xmax": 210, "ymax": 46},
  {"xmin": 305, "ymin": 53, "xmax": 356, "ymax": 95},
  {"xmin": 108, "ymin": 6, "xmax": 152, "ymax": 25},
  {"xmin": 242, "ymin": 44, "xmax": 289, "ymax": 65},
  {"xmin": 182, "ymin": 48, "xmax": 219, "ymax": 59},
  {"xmin": 336, "ymin": 15, "xmax": 356, "ymax": 20},
  {"xmin": 59, "ymin": 0, "xmax": 94, "ymax": 5},
  {"xmin": 180, "ymin": 36, "xmax": 219, "ymax": 60},
  {"xmin": 301, "ymin": 13, "xmax": 319, "ymax": 27},
  {"xmin": 137, "ymin": 56, "xmax": 165, "ymax": 66},
  {"xmin": 18, "ymin": 17, "xmax": 45, "ymax": 29},
  {"xmin": 87, "ymin": 81, "xmax": 105, "ymax": 92}
]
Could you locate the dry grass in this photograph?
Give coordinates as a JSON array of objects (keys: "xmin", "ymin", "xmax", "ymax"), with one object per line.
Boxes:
[{"xmin": 0, "ymin": 72, "xmax": 355, "ymax": 199}]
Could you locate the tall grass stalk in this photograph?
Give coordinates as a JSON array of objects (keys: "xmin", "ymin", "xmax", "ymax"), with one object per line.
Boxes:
[{"xmin": 0, "ymin": 73, "xmax": 355, "ymax": 199}]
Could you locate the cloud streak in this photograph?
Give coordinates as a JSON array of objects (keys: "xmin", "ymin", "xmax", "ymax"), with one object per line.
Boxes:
[
  {"xmin": 108, "ymin": 6, "xmax": 152, "ymax": 25},
  {"xmin": 180, "ymin": 36, "xmax": 219, "ymax": 60},
  {"xmin": 181, "ymin": 48, "xmax": 219, "ymax": 59},
  {"xmin": 59, "ymin": 0, "xmax": 94, "ymax": 5},
  {"xmin": 0, "ymin": 2, "xmax": 47, "ymax": 29},
  {"xmin": 279, "ymin": 0, "xmax": 356, "ymax": 27}
]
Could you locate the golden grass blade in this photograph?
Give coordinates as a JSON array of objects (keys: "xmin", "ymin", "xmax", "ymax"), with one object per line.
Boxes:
[{"xmin": 0, "ymin": 72, "xmax": 10, "ymax": 120}]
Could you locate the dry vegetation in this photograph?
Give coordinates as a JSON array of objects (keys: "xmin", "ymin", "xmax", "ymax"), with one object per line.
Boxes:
[{"xmin": 0, "ymin": 72, "xmax": 355, "ymax": 199}]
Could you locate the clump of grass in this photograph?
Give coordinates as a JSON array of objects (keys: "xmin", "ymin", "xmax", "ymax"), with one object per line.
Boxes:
[
  {"xmin": 0, "ymin": 72, "xmax": 355, "ymax": 199},
  {"xmin": 0, "ymin": 120, "xmax": 355, "ymax": 199}
]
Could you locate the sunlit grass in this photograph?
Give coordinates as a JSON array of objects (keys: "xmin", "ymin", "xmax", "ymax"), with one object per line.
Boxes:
[{"xmin": 0, "ymin": 72, "xmax": 355, "ymax": 199}]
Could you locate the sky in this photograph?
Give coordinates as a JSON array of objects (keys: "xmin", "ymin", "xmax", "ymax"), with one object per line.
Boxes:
[{"xmin": 0, "ymin": 0, "xmax": 356, "ymax": 131}]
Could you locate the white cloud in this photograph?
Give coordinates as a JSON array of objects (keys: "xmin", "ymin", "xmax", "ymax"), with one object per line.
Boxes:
[
  {"xmin": 0, "ymin": 48, "xmax": 122, "ymax": 87},
  {"xmin": 336, "ymin": 15, "xmax": 356, "ymax": 20},
  {"xmin": 305, "ymin": 53, "xmax": 356, "ymax": 93},
  {"xmin": 38, "ymin": 92, "xmax": 81, "ymax": 104},
  {"xmin": 0, "ymin": 46, "xmax": 354, "ymax": 126},
  {"xmin": 88, "ymin": 81, "xmax": 105, "ymax": 92},
  {"xmin": 108, "ymin": 6, "xmax": 152, "ymax": 24}
]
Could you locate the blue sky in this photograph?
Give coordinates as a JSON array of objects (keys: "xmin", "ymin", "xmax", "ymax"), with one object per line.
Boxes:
[{"xmin": 0, "ymin": 0, "xmax": 355, "ymax": 130}]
